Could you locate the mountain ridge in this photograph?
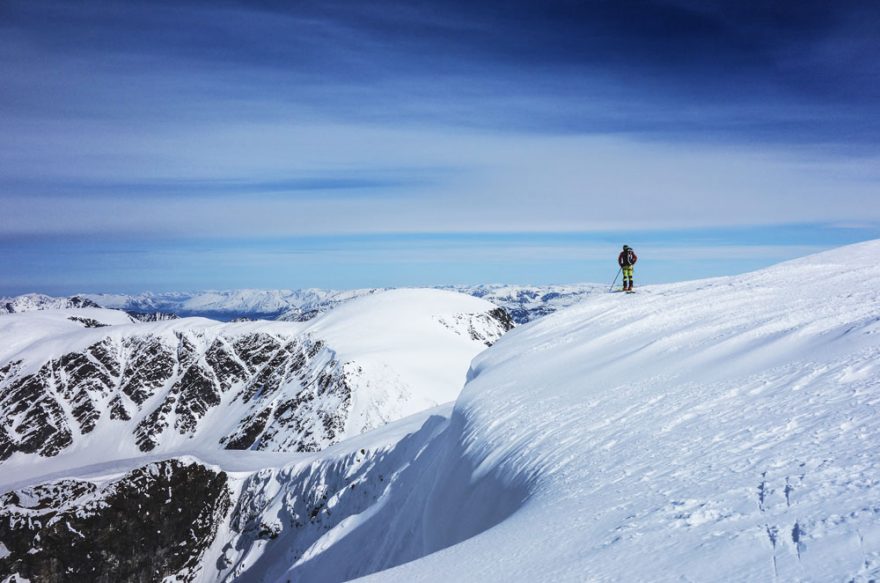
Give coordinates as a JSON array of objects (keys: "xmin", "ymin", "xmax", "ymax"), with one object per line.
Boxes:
[{"xmin": 2, "ymin": 283, "xmax": 607, "ymax": 324}]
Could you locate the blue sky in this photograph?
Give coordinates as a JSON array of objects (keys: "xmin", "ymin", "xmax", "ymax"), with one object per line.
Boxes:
[{"xmin": 1, "ymin": 0, "xmax": 878, "ymax": 294}]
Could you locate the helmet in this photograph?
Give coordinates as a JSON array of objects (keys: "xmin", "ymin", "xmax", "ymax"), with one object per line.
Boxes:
[{"xmin": 622, "ymin": 245, "xmax": 630, "ymax": 250}]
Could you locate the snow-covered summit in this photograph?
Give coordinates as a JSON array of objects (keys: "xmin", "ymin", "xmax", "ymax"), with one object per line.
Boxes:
[{"xmin": 1, "ymin": 293, "xmax": 100, "ymax": 314}]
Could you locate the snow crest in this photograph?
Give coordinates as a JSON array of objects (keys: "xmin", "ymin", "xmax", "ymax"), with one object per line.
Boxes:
[{"xmin": 370, "ymin": 239, "xmax": 880, "ymax": 582}]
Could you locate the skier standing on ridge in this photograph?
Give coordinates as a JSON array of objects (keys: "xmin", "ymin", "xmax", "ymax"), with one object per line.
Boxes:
[{"xmin": 618, "ymin": 245, "xmax": 638, "ymax": 292}]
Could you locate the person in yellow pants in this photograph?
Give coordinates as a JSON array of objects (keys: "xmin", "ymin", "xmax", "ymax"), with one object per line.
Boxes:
[{"xmin": 618, "ymin": 245, "xmax": 638, "ymax": 291}]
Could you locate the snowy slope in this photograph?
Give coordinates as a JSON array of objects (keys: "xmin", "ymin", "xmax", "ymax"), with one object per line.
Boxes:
[
  {"xmin": 0, "ymin": 290, "xmax": 510, "ymax": 485},
  {"xmin": 307, "ymin": 289, "xmax": 513, "ymax": 434},
  {"xmin": 0, "ymin": 308, "xmax": 135, "ymax": 362},
  {"xmin": 346, "ymin": 239, "xmax": 880, "ymax": 582},
  {"xmin": 190, "ymin": 239, "xmax": 878, "ymax": 582},
  {"xmin": 3, "ymin": 241, "xmax": 878, "ymax": 582}
]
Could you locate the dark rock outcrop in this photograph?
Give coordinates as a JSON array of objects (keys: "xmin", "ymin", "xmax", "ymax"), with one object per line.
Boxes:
[{"xmin": 0, "ymin": 460, "xmax": 230, "ymax": 583}]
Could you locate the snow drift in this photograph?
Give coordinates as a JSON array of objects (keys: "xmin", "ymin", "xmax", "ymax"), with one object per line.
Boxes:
[{"xmin": 353, "ymin": 240, "xmax": 880, "ymax": 582}]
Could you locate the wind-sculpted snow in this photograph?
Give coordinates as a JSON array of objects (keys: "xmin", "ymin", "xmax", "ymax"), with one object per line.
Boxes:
[
  {"xmin": 189, "ymin": 408, "xmax": 526, "ymax": 583},
  {"xmin": 155, "ymin": 240, "xmax": 879, "ymax": 582},
  {"xmin": 360, "ymin": 240, "xmax": 880, "ymax": 582}
]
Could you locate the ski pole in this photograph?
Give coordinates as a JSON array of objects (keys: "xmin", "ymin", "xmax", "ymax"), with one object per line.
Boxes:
[{"xmin": 609, "ymin": 267, "xmax": 621, "ymax": 292}]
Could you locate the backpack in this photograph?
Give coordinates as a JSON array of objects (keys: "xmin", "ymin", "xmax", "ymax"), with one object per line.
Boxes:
[{"xmin": 622, "ymin": 248, "xmax": 635, "ymax": 266}]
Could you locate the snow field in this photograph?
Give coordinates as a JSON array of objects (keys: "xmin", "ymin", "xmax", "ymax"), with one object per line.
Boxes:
[{"xmin": 362, "ymin": 241, "xmax": 880, "ymax": 582}]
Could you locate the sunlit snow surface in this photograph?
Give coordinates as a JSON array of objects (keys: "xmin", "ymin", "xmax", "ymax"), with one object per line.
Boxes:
[
  {"xmin": 189, "ymin": 240, "xmax": 880, "ymax": 582},
  {"xmin": 354, "ymin": 240, "xmax": 880, "ymax": 582}
]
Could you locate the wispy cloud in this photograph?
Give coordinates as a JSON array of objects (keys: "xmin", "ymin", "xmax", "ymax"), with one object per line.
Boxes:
[
  {"xmin": 1, "ymin": 0, "xmax": 878, "ymax": 290},
  {"xmin": 0, "ymin": 172, "xmax": 444, "ymax": 199}
]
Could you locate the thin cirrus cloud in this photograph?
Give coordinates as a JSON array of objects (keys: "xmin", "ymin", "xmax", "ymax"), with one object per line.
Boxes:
[{"xmin": 0, "ymin": 0, "xmax": 878, "ymax": 292}]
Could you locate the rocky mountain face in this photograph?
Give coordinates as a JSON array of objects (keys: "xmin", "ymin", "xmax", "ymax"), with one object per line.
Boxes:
[
  {"xmin": 125, "ymin": 311, "xmax": 179, "ymax": 322},
  {"xmin": 0, "ymin": 411, "xmax": 473, "ymax": 583},
  {"xmin": 1, "ymin": 328, "xmax": 364, "ymax": 463},
  {"xmin": 435, "ymin": 307, "xmax": 515, "ymax": 345},
  {"xmin": 0, "ymin": 459, "xmax": 230, "ymax": 582}
]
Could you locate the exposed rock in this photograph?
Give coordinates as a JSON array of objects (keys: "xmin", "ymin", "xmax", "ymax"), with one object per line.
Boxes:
[
  {"xmin": 434, "ymin": 307, "xmax": 515, "ymax": 346},
  {"xmin": 1, "ymin": 331, "xmax": 357, "ymax": 459},
  {"xmin": 125, "ymin": 311, "xmax": 179, "ymax": 322},
  {"xmin": 67, "ymin": 316, "xmax": 110, "ymax": 328},
  {"xmin": 119, "ymin": 336, "xmax": 176, "ymax": 405},
  {"xmin": 0, "ymin": 364, "xmax": 73, "ymax": 461},
  {"xmin": 0, "ymin": 460, "xmax": 230, "ymax": 583},
  {"xmin": 0, "ymin": 298, "xmax": 512, "ymax": 463}
]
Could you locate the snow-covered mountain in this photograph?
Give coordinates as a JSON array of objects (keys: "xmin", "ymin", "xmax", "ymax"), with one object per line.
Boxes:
[
  {"xmin": 0, "ymin": 290, "xmax": 511, "ymax": 476},
  {"xmin": 1, "ymin": 293, "xmax": 101, "ymax": 314},
  {"xmin": 3, "ymin": 283, "xmax": 605, "ymax": 323},
  {"xmin": 3, "ymin": 241, "xmax": 878, "ymax": 582},
  {"xmin": 81, "ymin": 289, "xmax": 385, "ymax": 321}
]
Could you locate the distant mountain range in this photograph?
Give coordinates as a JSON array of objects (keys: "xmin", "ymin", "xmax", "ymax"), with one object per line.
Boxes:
[{"xmin": 2, "ymin": 284, "xmax": 606, "ymax": 324}]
